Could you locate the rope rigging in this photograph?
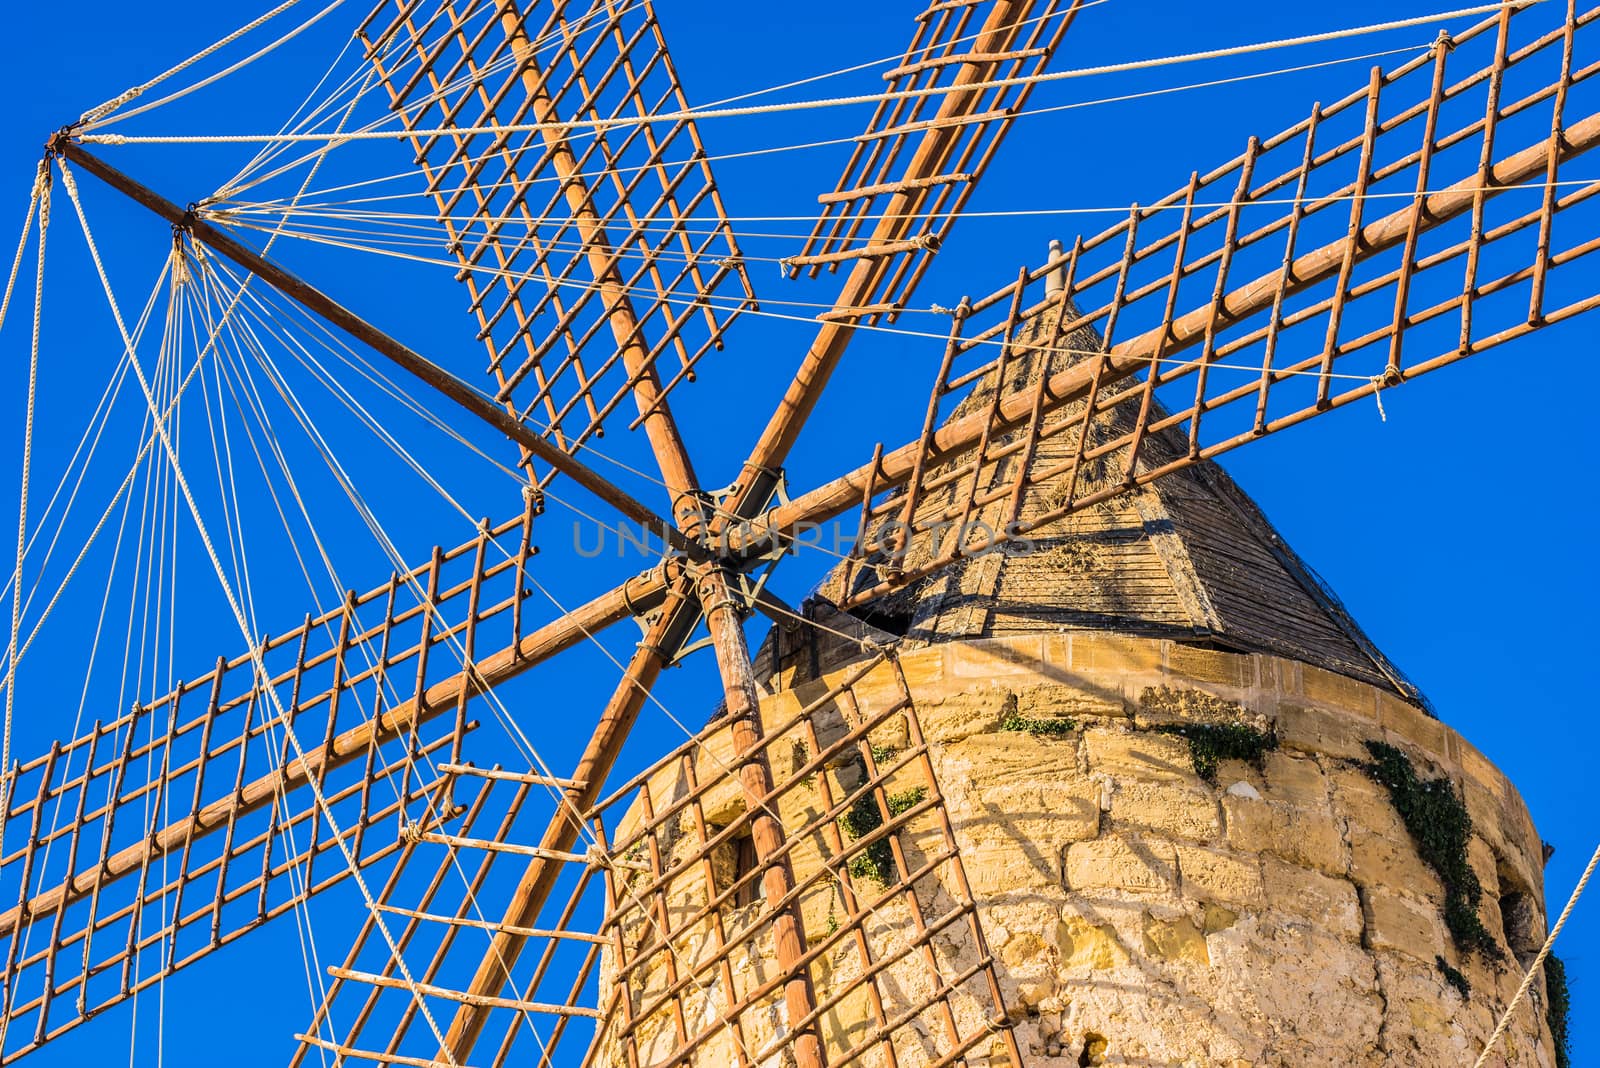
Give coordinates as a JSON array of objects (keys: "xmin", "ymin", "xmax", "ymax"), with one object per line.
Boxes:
[
  {"xmin": 56, "ymin": 155, "xmax": 466, "ymax": 1065},
  {"xmin": 3, "ymin": 0, "xmax": 1595, "ymax": 1062},
  {"xmin": 0, "ymin": 162, "xmax": 47, "ymax": 847},
  {"xmin": 77, "ymin": 1, "xmax": 1546, "ymax": 146}
]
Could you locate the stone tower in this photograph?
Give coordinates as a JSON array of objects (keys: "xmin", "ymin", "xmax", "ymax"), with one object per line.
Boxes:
[{"xmin": 594, "ymin": 309, "xmax": 1557, "ymax": 1067}]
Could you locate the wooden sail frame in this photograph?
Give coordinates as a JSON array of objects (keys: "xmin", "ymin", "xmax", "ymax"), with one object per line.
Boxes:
[
  {"xmin": 2, "ymin": 0, "xmax": 1598, "ymax": 1065},
  {"xmin": 357, "ymin": 0, "xmax": 757, "ymax": 477},
  {"xmin": 288, "ymin": 653, "xmax": 1019, "ymax": 1068}
]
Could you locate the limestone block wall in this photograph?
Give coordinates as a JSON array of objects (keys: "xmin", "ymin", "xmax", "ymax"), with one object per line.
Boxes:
[{"xmin": 599, "ymin": 635, "xmax": 1554, "ymax": 1067}]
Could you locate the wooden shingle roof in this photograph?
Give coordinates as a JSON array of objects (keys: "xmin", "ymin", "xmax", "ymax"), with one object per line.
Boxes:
[{"xmin": 760, "ymin": 304, "xmax": 1426, "ymax": 710}]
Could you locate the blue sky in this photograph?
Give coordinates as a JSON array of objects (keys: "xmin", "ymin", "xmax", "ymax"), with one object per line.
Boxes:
[{"xmin": 1, "ymin": 0, "xmax": 1597, "ymax": 1064}]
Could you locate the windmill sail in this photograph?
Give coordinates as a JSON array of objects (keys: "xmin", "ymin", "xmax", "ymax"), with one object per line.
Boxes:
[
  {"xmin": 289, "ymin": 652, "xmax": 1018, "ymax": 1068},
  {"xmin": 757, "ymin": 1, "xmax": 1600, "ymax": 608},
  {"xmin": 357, "ymin": 0, "xmax": 757, "ymax": 474},
  {"xmin": 0, "ymin": 509, "xmax": 544, "ymax": 1062},
  {"xmin": 789, "ymin": 0, "xmax": 1084, "ymax": 321},
  {"xmin": 10, "ymin": 0, "xmax": 1600, "ymax": 1064}
]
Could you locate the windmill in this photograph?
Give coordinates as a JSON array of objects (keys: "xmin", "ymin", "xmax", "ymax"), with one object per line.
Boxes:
[{"xmin": 0, "ymin": 0, "xmax": 1596, "ymax": 1065}]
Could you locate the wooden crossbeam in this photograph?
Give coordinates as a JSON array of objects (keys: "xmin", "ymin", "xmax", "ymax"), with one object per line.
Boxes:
[
  {"xmin": 728, "ymin": 0, "xmax": 1084, "ymax": 520},
  {"xmin": 53, "ymin": 140, "xmax": 694, "ymax": 558},
  {"xmin": 0, "ymin": 558, "xmax": 670, "ymax": 943},
  {"xmin": 737, "ymin": 103, "xmax": 1600, "ymax": 555}
]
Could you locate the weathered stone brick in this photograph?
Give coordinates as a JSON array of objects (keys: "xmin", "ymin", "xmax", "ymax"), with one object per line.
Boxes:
[
  {"xmin": 916, "ymin": 689, "xmax": 1013, "ymax": 743},
  {"xmin": 958, "ymin": 777, "xmax": 1102, "ymax": 854},
  {"xmin": 1141, "ymin": 911, "xmax": 1210, "ymax": 966},
  {"xmin": 1459, "ymin": 775, "xmax": 1509, "ymax": 858},
  {"xmin": 944, "ymin": 731, "xmax": 1080, "ymax": 788},
  {"xmin": 1347, "ymin": 821, "xmax": 1440, "ymax": 900},
  {"xmin": 1165, "ymin": 643, "xmax": 1253, "ymax": 688},
  {"xmin": 1063, "ymin": 836, "xmax": 1177, "ymax": 894},
  {"xmin": 1222, "ymin": 794, "xmax": 1347, "ymax": 876},
  {"xmin": 1260, "ymin": 750, "xmax": 1328, "ymax": 802},
  {"xmin": 1082, "ymin": 728, "xmax": 1194, "ymax": 783},
  {"xmin": 948, "ymin": 636, "xmax": 1045, "ymax": 678},
  {"xmin": 1362, "ymin": 887, "xmax": 1445, "ymax": 962},
  {"xmin": 1261, "ymin": 858, "xmax": 1362, "ymax": 939},
  {"xmin": 1109, "ymin": 780, "xmax": 1220, "ymax": 842},
  {"xmin": 1054, "ymin": 911, "xmax": 1129, "ymax": 971},
  {"xmin": 1014, "ymin": 682, "xmax": 1126, "ymax": 721},
  {"xmin": 1177, "ymin": 845, "xmax": 1264, "ymax": 908},
  {"xmin": 1071, "ymin": 635, "xmax": 1163, "ymax": 675},
  {"xmin": 1301, "ymin": 666, "xmax": 1379, "ymax": 718},
  {"xmin": 1466, "ymin": 837, "xmax": 1499, "ymax": 898},
  {"xmin": 1377, "ymin": 694, "xmax": 1450, "ymax": 758},
  {"xmin": 963, "ymin": 838, "xmax": 1061, "ymax": 895},
  {"xmin": 1326, "ymin": 765, "xmax": 1407, "ymax": 840},
  {"xmin": 1273, "ymin": 701, "xmax": 1375, "ymax": 763}
]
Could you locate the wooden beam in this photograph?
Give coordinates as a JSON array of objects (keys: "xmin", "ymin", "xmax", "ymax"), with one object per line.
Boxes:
[
  {"xmin": 727, "ymin": 0, "xmax": 1059, "ymax": 518},
  {"xmin": 432, "ymin": 11, "xmax": 826, "ymax": 1063},
  {"xmin": 735, "ymin": 108, "xmax": 1600, "ymax": 548},
  {"xmin": 51, "ymin": 139, "xmax": 698, "ymax": 560},
  {"xmin": 0, "ymin": 565, "xmax": 669, "ymax": 941},
  {"xmin": 436, "ymin": 583, "xmax": 697, "ymax": 1061}
]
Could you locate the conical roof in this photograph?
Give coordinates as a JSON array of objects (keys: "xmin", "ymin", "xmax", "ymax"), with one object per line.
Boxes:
[{"xmin": 759, "ymin": 302, "xmax": 1425, "ymax": 709}]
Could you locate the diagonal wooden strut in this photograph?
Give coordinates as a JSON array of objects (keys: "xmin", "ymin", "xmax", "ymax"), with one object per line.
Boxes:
[
  {"xmin": 428, "ymin": 7, "xmax": 822, "ymax": 1064},
  {"xmin": 51, "ymin": 139, "xmax": 698, "ymax": 560},
  {"xmin": 728, "ymin": 0, "xmax": 1081, "ymax": 520},
  {"xmin": 736, "ymin": 106, "xmax": 1600, "ymax": 551},
  {"xmin": 0, "ymin": 562, "xmax": 669, "ymax": 945}
]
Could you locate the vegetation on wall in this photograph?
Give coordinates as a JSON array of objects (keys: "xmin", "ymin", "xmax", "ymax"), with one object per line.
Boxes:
[
  {"xmin": 1360, "ymin": 740, "xmax": 1503, "ymax": 961},
  {"xmin": 1152, "ymin": 722, "xmax": 1278, "ymax": 785},
  {"xmin": 840, "ymin": 786, "xmax": 927, "ymax": 885},
  {"xmin": 1436, "ymin": 955, "xmax": 1471, "ymax": 997},
  {"xmin": 1546, "ymin": 953, "xmax": 1571, "ymax": 1068},
  {"xmin": 999, "ymin": 711, "xmax": 1077, "ymax": 737}
]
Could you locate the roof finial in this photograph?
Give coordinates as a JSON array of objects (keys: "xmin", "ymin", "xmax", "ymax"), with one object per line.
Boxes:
[{"xmin": 1044, "ymin": 238, "xmax": 1067, "ymax": 299}]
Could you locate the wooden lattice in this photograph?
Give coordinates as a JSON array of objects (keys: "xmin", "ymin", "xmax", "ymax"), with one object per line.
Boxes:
[
  {"xmin": 0, "ymin": 506, "xmax": 540, "ymax": 1063},
  {"xmin": 752, "ymin": 1, "xmax": 1600, "ymax": 603},
  {"xmin": 289, "ymin": 653, "xmax": 1018, "ymax": 1068},
  {"xmin": 357, "ymin": 0, "xmax": 757, "ymax": 469},
  {"xmin": 788, "ymin": 0, "xmax": 1082, "ymax": 322},
  {"xmin": 14, "ymin": 0, "xmax": 1600, "ymax": 1065}
]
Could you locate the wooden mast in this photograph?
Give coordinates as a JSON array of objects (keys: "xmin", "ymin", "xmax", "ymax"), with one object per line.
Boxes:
[{"xmin": 432, "ymin": 9, "xmax": 824, "ymax": 1065}]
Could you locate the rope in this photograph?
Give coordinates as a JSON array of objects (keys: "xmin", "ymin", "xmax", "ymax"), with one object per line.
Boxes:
[
  {"xmin": 205, "ymin": 212, "xmax": 1397, "ymax": 385},
  {"xmin": 208, "ymin": 0, "xmax": 656, "ymax": 204},
  {"xmin": 91, "ymin": 0, "xmax": 350, "ymax": 133},
  {"xmin": 694, "ymin": 0, "xmax": 1106, "ymax": 111},
  {"xmin": 207, "ymin": 168, "xmax": 1598, "ymax": 282},
  {"xmin": 79, "ymin": 0, "xmax": 317, "ymax": 127},
  {"xmin": 176, "ymin": 269, "xmax": 335, "ymax": 1030},
  {"xmin": 0, "ymin": 162, "xmax": 46, "ymax": 794},
  {"xmin": 0, "ymin": 159, "xmax": 47, "ymax": 1058},
  {"xmin": 194, "ymin": 255, "xmax": 775, "ymax": 1065},
  {"xmin": 81, "ymin": 1, "xmax": 1543, "ymax": 146},
  {"xmin": 56, "ymin": 158, "xmax": 462, "ymax": 1066},
  {"xmin": 215, "ymin": 39, "xmax": 1428, "ymax": 220},
  {"xmin": 1469, "ymin": 841, "xmax": 1600, "ymax": 1067},
  {"xmin": 221, "ymin": 170, "xmax": 1598, "ymax": 234}
]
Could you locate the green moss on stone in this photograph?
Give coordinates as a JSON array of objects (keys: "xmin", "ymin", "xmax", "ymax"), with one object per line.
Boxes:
[
  {"xmin": 1436, "ymin": 955, "xmax": 1471, "ymax": 997},
  {"xmin": 1361, "ymin": 740, "xmax": 1503, "ymax": 961},
  {"xmin": 1547, "ymin": 953, "xmax": 1571, "ymax": 1068},
  {"xmin": 999, "ymin": 711, "xmax": 1077, "ymax": 737},
  {"xmin": 1153, "ymin": 722, "xmax": 1278, "ymax": 784},
  {"xmin": 840, "ymin": 787, "xmax": 926, "ymax": 885}
]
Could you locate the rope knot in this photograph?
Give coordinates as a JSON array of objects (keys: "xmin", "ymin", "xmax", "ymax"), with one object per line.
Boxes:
[{"xmin": 931, "ymin": 296, "xmax": 972, "ymax": 320}]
